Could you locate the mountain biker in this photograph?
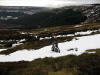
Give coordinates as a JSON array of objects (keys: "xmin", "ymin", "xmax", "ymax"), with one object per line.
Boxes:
[{"xmin": 50, "ymin": 35, "xmax": 60, "ymax": 53}]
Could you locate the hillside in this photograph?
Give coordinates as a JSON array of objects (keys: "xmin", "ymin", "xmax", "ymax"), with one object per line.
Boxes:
[
  {"xmin": 0, "ymin": 22, "xmax": 100, "ymax": 75},
  {"xmin": 0, "ymin": 4, "xmax": 100, "ymax": 29}
]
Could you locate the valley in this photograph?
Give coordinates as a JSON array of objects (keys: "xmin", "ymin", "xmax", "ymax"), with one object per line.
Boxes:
[{"xmin": 0, "ymin": 4, "xmax": 100, "ymax": 29}]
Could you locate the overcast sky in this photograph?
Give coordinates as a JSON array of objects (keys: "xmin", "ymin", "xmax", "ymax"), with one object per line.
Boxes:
[{"xmin": 0, "ymin": 0, "xmax": 100, "ymax": 7}]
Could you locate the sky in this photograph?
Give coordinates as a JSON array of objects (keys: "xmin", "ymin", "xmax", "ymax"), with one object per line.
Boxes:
[{"xmin": 0, "ymin": 0, "xmax": 100, "ymax": 7}]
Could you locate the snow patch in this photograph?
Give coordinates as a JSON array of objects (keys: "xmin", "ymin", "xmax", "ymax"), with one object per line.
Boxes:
[
  {"xmin": 74, "ymin": 25, "xmax": 83, "ymax": 27},
  {"xmin": 39, "ymin": 29, "xmax": 100, "ymax": 40},
  {"xmin": 20, "ymin": 32, "xmax": 33, "ymax": 34},
  {"xmin": 87, "ymin": 51, "xmax": 96, "ymax": 54},
  {"xmin": 0, "ymin": 49, "xmax": 7, "ymax": 52},
  {"xmin": 12, "ymin": 39, "xmax": 25, "ymax": 47},
  {"xmin": 75, "ymin": 30, "xmax": 93, "ymax": 35}
]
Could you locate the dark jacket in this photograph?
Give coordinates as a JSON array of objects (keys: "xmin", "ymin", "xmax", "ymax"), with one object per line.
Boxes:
[{"xmin": 50, "ymin": 37, "xmax": 57, "ymax": 44}]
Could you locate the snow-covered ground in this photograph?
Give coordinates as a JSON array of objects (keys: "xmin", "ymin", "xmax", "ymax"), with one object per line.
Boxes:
[{"xmin": 0, "ymin": 34, "xmax": 100, "ymax": 62}]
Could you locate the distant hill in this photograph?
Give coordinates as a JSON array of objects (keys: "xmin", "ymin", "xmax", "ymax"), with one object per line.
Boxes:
[{"xmin": 0, "ymin": 4, "xmax": 100, "ymax": 29}]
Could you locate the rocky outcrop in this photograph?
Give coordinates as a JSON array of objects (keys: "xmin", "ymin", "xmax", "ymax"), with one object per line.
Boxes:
[{"xmin": 70, "ymin": 4, "xmax": 100, "ymax": 23}]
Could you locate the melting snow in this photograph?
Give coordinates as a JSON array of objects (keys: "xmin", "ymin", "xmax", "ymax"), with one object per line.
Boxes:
[
  {"xmin": 75, "ymin": 30, "xmax": 93, "ymax": 35},
  {"xmin": 12, "ymin": 39, "xmax": 25, "ymax": 47},
  {"xmin": 39, "ymin": 29, "xmax": 100, "ymax": 40},
  {"xmin": 74, "ymin": 25, "xmax": 83, "ymax": 27},
  {"xmin": 87, "ymin": 51, "xmax": 96, "ymax": 54},
  {"xmin": 0, "ymin": 49, "xmax": 7, "ymax": 52},
  {"xmin": 0, "ymin": 34, "xmax": 100, "ymax": 62}
]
